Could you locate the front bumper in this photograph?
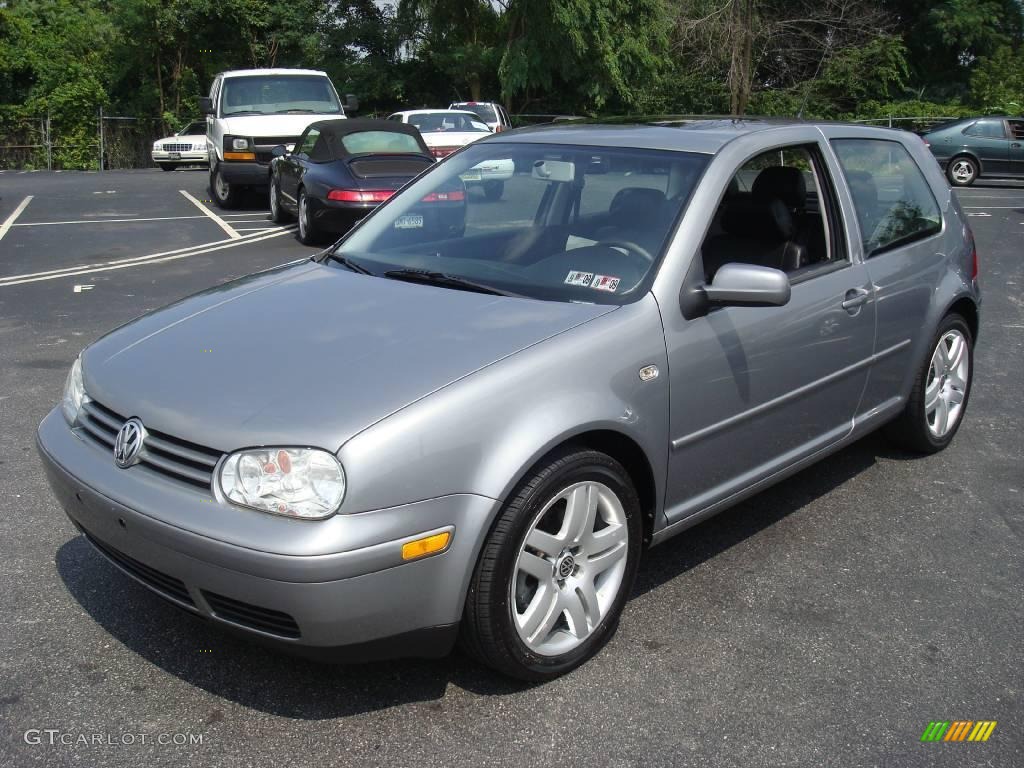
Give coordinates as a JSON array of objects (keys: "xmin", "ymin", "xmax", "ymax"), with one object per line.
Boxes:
[
  {"xmin": 152, "ymin": 151, "xmax": 207, "ymax": 164},
  {"xmin": 217, "ymin": 160, "xmax": 270, "ymax": 186},
  {"xmin": 37, "ymin": 407, "xmax": 498, "ymax": 660}
]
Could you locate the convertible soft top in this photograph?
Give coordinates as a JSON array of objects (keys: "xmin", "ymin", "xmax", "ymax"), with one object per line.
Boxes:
[{"xmin": 306, "ymin": 118, "xmax": 431, "ymax": 162}]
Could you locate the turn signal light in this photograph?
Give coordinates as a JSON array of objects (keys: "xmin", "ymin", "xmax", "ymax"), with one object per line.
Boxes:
[
  {"xmin": 223, "ymin": 151, "xmax": 255, "ymax": 161},
  {"xmin": 327, "ymin": 189, "xmax": 394, "ymax": 203},
  {"xmin": 401, "ymin": 531, "xmax": 451, "ymax": 561}
]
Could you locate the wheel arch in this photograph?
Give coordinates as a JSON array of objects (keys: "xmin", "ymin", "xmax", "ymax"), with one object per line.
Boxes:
[{"xmin": 946, "ymin": 295, "xmax": 979, "ymax": 343}]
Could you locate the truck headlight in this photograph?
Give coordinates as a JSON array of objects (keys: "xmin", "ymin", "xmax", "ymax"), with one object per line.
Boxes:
[
  {"xmin": 231, "ymin": 137, "xmax": 250, "ymax": 151},
  {"xmin": 218, "ymin": 448, "xmax": 346, "ymax": 519},
  {"xmin": 61, "ymin": 355, "xmax": 87, "ymax": 425}
]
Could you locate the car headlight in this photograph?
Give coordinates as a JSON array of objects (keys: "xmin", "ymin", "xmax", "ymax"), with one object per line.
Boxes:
[
  {"xmin": 152, "ymin": 142, "xmax": 161, "ymax": 150},
  {"xmin": 61, "ymin": 355, "xmax": 88, "ymax": 425},
  {"xmin": 230, "ymin": 137, "xmax": 250, "ymax": 151},
  {"xmin": 218, "ymin": 448, "xmax": 346, "ymax": 519}
]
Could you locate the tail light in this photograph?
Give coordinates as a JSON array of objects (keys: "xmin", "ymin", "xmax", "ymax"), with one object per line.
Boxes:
[
  {"xmin": 327, "ymin": 189, "xmax": 394, "ymax": 203},
  {"xmin": 431, "ymin": 147, "xmax": 458, "ymax": 158},
  {"xmin": 421, "ymin": 190, "xmax": 465, "ymax": 203}
]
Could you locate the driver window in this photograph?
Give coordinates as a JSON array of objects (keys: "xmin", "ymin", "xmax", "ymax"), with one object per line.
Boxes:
[
  {"xmin": 297, "ymin": 128, "xmax": 319, "ymax": 157},
  {"xmin": 700, "ymin": 145, "xmax": 841, "ymax": 282}
]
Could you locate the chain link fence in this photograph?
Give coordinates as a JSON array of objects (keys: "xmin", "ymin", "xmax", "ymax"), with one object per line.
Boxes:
[{"xmin": 0, "ymin": 110, "xmax": 169, "ymax": 171}]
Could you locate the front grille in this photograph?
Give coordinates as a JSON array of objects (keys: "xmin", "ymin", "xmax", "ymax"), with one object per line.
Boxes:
[
  {"xmin": 253, "ymin": 136, "xmax": 300, "ymax": 147},
  {"xmin": 202, "ymin": 591, "xmax": 301, "ymax": 638},
  {"xmin": 78, "ymin": 400, "xmax": 223, "ymax": 490},
  {"xmin": 85, "ymin": 532, "xmax": 195, "ymax": 607},
  {"xmin": 162, "ymin": 143, "xmax": 196, "ymax": 152}
]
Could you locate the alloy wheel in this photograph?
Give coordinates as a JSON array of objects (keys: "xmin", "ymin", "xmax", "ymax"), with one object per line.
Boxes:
[
  {"xmin": 511, "ymin": 481, "xmax": 629, "ymax": 656},
  {"xmin": 925, "ymin": 329, "xmax": 969, "ymax": 438},
  {"xmin": 950, "ymin": 159, "xmax": 974, "ymax": 185}
]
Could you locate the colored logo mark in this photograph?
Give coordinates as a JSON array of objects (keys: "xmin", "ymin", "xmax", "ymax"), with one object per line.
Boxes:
[{"xmin": 921, "ymin": 721, "xmax": 997, "ymax": 742}]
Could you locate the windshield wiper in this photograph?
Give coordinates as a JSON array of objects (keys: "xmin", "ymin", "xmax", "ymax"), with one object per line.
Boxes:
[
  {"xmin": 323, "ymin": 252, "xmax": 374, "ymax": 275},
  {"xmin": 383, "ymin": 268, "xmax": 519, "ymax": 297},
  {"xmin": 274, "ymin": 109, "xmax": 317, "ymax": 114},
  {"xmin": 223, "ymin": 110, "xmax": 268, "ymax": 116}
]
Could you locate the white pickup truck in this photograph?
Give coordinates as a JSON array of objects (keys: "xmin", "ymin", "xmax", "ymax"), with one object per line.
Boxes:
[{"xmin": 200, "ymin": 68, "xmax": 358, "ymax": 208}]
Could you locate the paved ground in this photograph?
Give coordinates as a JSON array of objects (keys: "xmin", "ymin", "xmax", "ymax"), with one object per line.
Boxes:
[{"xmin": 0, "ymin": 169, "xmax": 1021, "ymax": 767}]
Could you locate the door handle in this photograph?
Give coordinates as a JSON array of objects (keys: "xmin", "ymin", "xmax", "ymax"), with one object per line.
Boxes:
[{"xmin": 841, "ymin": 287, "xmax": 871, "ymax": 312}]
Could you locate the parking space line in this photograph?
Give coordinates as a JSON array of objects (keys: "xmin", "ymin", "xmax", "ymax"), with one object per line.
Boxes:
[
  {"xmin": 14, "ymin": 215, "xmax": 208, "ymax": 227},
  {"xmin": 0, "ymin": 227, "xmax": 295, "ymax": 288},
  {"xmin": 179, "ymin": 190, "xmax": 241, "ymax": 239},
  {"xmin": 0, "ymin": 196, "xmax": 33, "ymax": 242}
]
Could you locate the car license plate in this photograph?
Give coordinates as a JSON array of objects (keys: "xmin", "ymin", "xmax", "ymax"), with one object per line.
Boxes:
[
  {"xmin": 169, "ymin": 152, "xmax": 181, "ymax": 160},
  {"xmin": 394, "ymin": 214, "xmax": 424, "ymax": 229},
  {"xmin": 460, "ymin": 170, "xmax": 482, "ymax": 182}
]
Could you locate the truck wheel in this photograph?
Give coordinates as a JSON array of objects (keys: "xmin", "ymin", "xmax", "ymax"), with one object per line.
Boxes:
[{"xmin": 210, "ymin": 163, "xmax": 240, "ymax": 209}]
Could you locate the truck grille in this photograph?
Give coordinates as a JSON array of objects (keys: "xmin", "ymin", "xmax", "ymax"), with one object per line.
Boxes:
[{"xmin": 78, "ymin": 400, "xmax": 223, "ymax": 490}]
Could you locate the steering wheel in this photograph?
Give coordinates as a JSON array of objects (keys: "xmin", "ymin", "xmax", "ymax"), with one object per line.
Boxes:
[{"xmin": 593, "ymin": 239, "xmax": 655, "ymax": 263}]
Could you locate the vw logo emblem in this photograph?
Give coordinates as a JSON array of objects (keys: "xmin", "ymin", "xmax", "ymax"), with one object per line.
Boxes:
[
  {"xmin": 113, "ymin": 418, "xmax": 146, "ymax": 468},
  {"xmin": 556, "ymin": 553, "xmax": 575, "ymax": 580}
]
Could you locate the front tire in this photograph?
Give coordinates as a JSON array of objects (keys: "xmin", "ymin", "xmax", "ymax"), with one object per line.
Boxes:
[
  {"xmin": 460, "ymin": 447, "xmax": 642, "ymax": 681},
  {"xmin": 947, "ymin": 156, "xmax": 978, "ymax": 187},
  {"xmin": 210, "ymin": 163, "xmax": 240, "ymax": 209},
  {"xmin": 885, "ymin": 313, "xmax": 973, "ymax": 453}
]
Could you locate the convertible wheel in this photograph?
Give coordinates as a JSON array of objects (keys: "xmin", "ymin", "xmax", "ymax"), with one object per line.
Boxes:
[
  {"xmin": 297, "ymin": 190, "xmax": 321, "ymax": 245},
  {"xmin": 946, "ymin": 156, "xmax": 977, "ymax": 187},
  {"xmin": 885, "ymin": 313, "xmax": 973, "ymax": 453},
  {"xmin": 269, "ymin": 176, "xmax": 293, "ymax": 223},
  {"xmin": 210, "ymin": 164, "xmax": 240, "ymax": 209},
  {"xmin": 460, "ymin": 447, "xmax": 642, "ymax": 681}
]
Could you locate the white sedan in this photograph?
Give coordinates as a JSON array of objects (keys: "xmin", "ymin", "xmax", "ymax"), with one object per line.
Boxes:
[
  {"xmin": 388, "ymin": 110, "xmax": 514, "ymax": 199},
  {"xmin": 151, "ymin": 120, "xmax": 208, "ymax": 171}
]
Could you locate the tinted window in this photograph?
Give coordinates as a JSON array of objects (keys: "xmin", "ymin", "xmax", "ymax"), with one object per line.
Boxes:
[
  {"xmin": 221, "ymin": 75, "xmax": 341, "ymax": 116},
  {"xmin": 409, "ymin": 112, "xmax": 488, "ymax": 133},
  {"xmin": 963, "ymin": 120, "xmax": 1006, "ymax": 139},
  {"xmin": 1009, "ymin": 120, "xmax": 1024, "ymax": 140},
  {"xmin": 452, "ymin": 103, "xmax": 498, "ymax": 123},
  {"xmin": 832, "ymin": 139, "xmax": 942, "ymax": 257},
  {"xmin": 335, "ymin": 143, "xmax": 708, "ymax": 304},
  {"xmin": 342, "ymin": 131, "xmax": 424, "ymax": 155}
]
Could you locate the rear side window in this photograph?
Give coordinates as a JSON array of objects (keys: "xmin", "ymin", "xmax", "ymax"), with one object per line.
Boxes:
[
  {"xmin": 831, "ymin": 139, "xmax": 942, "ymax": 258},
  {"xmin": 963, "ymin": 120, "xmax": 1006, "ymax": 139},
  {"xmin": 341, "ymin": 131, "xmax": 423, "ymax": 155},
  {"xmin": 1009, "ymin": 120, "xmax": 1024, "ymax": 140}
]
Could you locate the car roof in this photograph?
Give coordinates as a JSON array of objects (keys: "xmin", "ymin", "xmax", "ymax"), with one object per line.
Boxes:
[
  {"xmin": 486, "ymin": 116, "xmax": 908, "ymax": 154},
  {"xmin": 393, "ymin": 109, "xmax": 481, "ymax": 118},
  {"xmin": 219, "ymin": 68, "xmax": 329, "ymax": 79}
]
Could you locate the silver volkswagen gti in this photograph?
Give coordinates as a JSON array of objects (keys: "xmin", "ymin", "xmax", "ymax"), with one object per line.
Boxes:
[{"xmin": 37, "ymin": 119, "xmax": 980, "ymax": 680}]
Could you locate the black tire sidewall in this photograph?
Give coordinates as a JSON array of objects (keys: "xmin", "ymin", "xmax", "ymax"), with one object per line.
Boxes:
[{"xmin": 472, "ymin": 450, "xmax": 642, "ymax": 680}]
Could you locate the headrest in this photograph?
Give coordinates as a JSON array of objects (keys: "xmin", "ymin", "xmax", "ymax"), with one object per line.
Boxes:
[
  {"xmin": 721, "ymin": 198, "xmax": 794, "ymax": 242},
  {"xmin": 752, "ymin": 166, "xmax": 807, "ymax": 210},
  {"xmin": 609, "ymin": 187, "xmax": 667, "ymax": 220}
]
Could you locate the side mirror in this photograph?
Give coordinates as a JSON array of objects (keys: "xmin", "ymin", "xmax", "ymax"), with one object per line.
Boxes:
[
  {"xmin": 271, "ymin": 144, "xmax": 288, "ymax": 158},
  {"xmin": 344, "ymin": 94, "xmax": 359, "ymax": 114},
  {"xmin": 198, "ymin": 97, "xmax": 214, "ymax": 115},
  {"xmin": 704, "ymin": 263, "xmax": 791, "ymax": 307}
]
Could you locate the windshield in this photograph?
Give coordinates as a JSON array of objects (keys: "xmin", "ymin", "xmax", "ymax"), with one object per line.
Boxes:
[
  {"xmin": 409, "ymin": 113, "xmax": 489, "ymax": 133},
  {"xmin": 333, "ymin": 143, "xmax": 708, "ymax": 304},
  {"xmin": 453, "ymin": 103, "xmax": 498, "ymax": 124},
  {"xmin": 221, "ymin": 75, "xmax": 341, "ymax": 116},
  {"xmin": 178, "ymin": 122, "xmax": 206, "ymax": 136}
]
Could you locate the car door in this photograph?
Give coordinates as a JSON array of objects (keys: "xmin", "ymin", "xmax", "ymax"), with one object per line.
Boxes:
[
  {"xmin": 961, "ymin": 119, "xmax": 1011, "ymax": 176},
  {"xmin": 1008, "ymin": 119, "xmax": 1024, "ymax": 176},
  {"xmin": 280, "ymin": 127, "xmax": 318, "ymax": 207},
  {"xmin": 660, "ymin": 141, "xmax": 875, "ymax": 524},
  {"xmin": 829, "ymin": 136, "xmax": 947, "ymax": 414}
]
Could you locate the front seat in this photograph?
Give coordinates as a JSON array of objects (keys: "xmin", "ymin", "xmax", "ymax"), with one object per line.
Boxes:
[
  {"xmin": 753, "ymin": 165, "xmax": 826, "ymax": 264},
  {"xmin": 701, "ymin": 197, "xmax": 806, "ymax": 281},
  {"xmin": 595, "ymin": 187, "xmax": 671, "ymax": 252}
]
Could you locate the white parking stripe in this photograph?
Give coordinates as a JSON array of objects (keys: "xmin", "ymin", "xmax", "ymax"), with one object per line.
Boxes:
[
  {"xmin": 179, "ymin": 189, "xmax": 241, "ymax": 239},
  {"xmin": 0, "ymin": 227, "xmax": 295, "ymax": 288},
  {"xmin": 0, "ymin": 196, "xmax": 33, "ymax": 242},
  {"xmin": 14, "ymin": 215, "xmax": 208, "ymax": 227}
]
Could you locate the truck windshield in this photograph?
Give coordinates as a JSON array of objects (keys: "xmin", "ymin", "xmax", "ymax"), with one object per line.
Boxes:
[{"xmin": 221, "ymin": 76, "xmax": 342, "ymax": 116}]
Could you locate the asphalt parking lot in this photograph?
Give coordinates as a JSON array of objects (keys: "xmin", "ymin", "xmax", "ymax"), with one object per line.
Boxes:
[{"xmin": 0, "ymin": 169, "xmax": 1021, "ymax": 767}]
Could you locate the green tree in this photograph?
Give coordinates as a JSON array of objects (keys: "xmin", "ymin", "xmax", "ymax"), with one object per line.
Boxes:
[{"xmin": 970, "ymin": 45, "xmax": 1024, "ymax": 112}]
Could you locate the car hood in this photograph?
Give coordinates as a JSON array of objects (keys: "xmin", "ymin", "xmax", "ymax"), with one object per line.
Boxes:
[
  {"xmin": 220, "ymin": 114, "xmax": 345, "ymax": 139},
  {"xmin": 82, "ymin": 260, "xmax": 615, "ymax": 453}
]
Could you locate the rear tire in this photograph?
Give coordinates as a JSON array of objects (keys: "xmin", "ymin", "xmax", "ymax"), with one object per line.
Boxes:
[
  {"xmin": 210, "ymin": 163, "xmax": 240, "ymax": 209},
  {"xmin": 946, "ymin": 156, "xmax": 978, "ymax": 187},
  {"xmin": 297, "ymin": 189, "xmax": 321, "ymax": 245},
  {"xmin": 460, "ymin": 447, "xmax": 642, "ymax": 681},
  {"xmin": 884, "ymin": 313, "xmax": 973, "ymax": 453}
]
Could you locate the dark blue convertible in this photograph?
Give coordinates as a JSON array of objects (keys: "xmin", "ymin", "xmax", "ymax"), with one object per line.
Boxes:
[{"xmin": 269, "ymin": 118, "xmax": 452, "ymax": 244}]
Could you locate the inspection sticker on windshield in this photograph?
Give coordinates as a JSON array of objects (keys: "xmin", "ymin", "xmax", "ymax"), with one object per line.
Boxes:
[
  {"xmin": 591, "ymin": 275, "xmax": 620, "ymax": 292},
  {"xmin": 564, "ymin": 270, "xmax": 594, "ymax": 287},
  {"xmin": 394, "ymin": 214, "xmax": 424, "ymax": 229}
]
